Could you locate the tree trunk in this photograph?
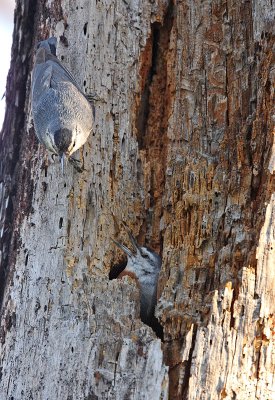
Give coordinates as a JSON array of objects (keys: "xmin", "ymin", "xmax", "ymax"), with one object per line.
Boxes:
[{"xmin": 0, "ymin": 0, "xmax": 274, "ymax": 399}]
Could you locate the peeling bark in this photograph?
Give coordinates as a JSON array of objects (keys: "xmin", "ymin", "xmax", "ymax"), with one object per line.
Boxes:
[{"xmin": 0, "ymin": 0, "xmax": 274, "ymax": 399}]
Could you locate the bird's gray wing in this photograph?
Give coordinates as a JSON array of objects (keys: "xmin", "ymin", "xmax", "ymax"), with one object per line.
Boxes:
[
  {"xmin": 44, "ymin": 50, "xmax": 83, "ymax": 93},
  {"xmin": 33, "ymin": 46, "xmax": 83, "ymax": 92}
]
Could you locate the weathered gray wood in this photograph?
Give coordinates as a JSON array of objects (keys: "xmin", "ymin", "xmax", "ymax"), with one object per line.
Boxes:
[{"xmin": 0, "ymin": 0, "xmax": 274, "ymax": 399}]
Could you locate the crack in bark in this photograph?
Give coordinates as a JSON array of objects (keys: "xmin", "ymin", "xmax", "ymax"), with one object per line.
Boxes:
[
  {"xmin": 181, "ymin": 324, "xmax": 197, "ymax": 400},
  {"xmin": 136, "ymin": 2, "xmax": 174, "ymax": 152},
  {"xmin": 135, "ymin": 0, "xmax": 174, "ymax": 251}
]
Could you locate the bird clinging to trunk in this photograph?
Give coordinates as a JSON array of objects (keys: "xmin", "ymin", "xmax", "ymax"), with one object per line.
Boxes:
[{"xmin": 31, "ymin": 37, "xmax": 94, "ymax": 172}]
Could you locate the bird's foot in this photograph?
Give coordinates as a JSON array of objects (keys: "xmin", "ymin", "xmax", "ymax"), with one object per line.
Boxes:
[{"xmin": 68, "ymin": 156, "xmax": 86, "ymax": 173}]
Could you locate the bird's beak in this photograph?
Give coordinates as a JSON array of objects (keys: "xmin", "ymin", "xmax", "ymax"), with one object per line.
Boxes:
[
  {"xmin": 59, "ymin": 153, "xmax": 66, "ymax": 174},
  {"xmin": 125, "ymin": 228, "xmax": 139, "ymax": 254},
  {"xmin": 111, "ymin": 238, "xmax": 133, "ymax": 258}
]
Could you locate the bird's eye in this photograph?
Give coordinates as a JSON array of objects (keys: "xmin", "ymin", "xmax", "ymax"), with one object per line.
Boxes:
[
  {"xmin": 140, "ymin": 249, "xmax": 150, "ymax": 259},
  {"xmin": 73, "ymin": 141, "xmax": 76, "ymax": 147},
  {"xmin": 143, "ymin": 270, "xmax": 151, "ymax": 275}
]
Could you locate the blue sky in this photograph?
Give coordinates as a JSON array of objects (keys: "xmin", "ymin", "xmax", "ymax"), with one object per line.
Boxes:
[{"xmin": 0, "ymin": 0, "xmax": 15, "ymax": 128}]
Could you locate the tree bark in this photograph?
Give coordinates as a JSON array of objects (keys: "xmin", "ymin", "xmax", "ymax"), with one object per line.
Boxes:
[{"xmin": 0, "ymin": 0, "xmax": 274, "ymax": 399}]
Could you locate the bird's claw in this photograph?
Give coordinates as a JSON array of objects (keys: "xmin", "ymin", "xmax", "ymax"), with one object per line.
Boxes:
[{"xmin": 68, "ymin": 157, "xmax": 86, "ymax": 173}]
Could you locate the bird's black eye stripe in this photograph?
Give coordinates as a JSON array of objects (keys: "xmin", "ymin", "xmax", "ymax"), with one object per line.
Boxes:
[
  {"xmin": 143, "ymin": 270, "xmax": 151, "ymax": 275},
  {"xmin": 140, "ymin": 249, "xmax": 150, "ymax": 259}
]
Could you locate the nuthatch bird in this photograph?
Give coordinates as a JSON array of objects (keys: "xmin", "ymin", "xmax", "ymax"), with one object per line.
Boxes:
[
  {"xmin": 31, "ymin": 37, "xmax": 94, "ymax": 171},
  {"xmin": 112, "ymin": 228, "xmax": 162, "ymax": 336}
]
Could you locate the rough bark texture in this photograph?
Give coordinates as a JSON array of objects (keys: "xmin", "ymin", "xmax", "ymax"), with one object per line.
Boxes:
[{"xmin": 0, "ymin": 0, "xmax": 274, "ymax": 399}]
